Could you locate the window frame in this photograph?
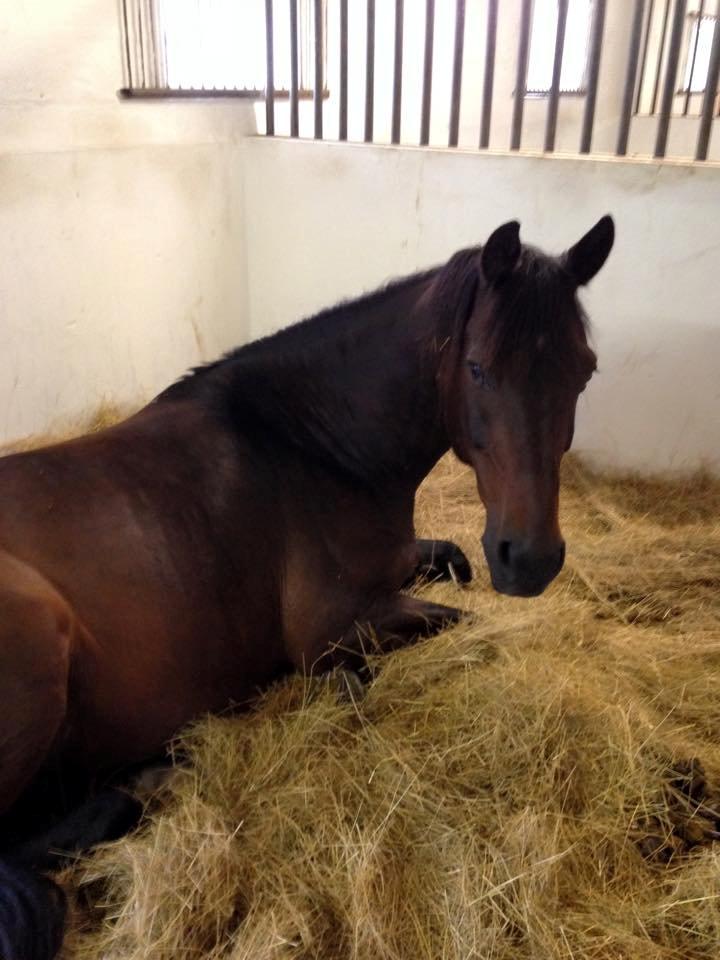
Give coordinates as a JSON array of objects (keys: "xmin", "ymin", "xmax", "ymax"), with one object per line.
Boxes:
[
  {"xmin": 118, "ymin": 0, "xmax": 328, "ymax": 101},
  {"xmin": 523, "ymin": 0, "xmax": 595, "ymax": 98}
]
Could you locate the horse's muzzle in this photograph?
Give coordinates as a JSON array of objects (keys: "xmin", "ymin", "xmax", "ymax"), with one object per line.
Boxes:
[{"xmin": 483, "ymin": 536, "xmax": 566, "ymax": 598}]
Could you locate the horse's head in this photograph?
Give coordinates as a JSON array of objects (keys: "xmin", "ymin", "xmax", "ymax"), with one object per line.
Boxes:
[{"xmin": 443, "ymin": 216, "xmax": 614, "ymax": 597}]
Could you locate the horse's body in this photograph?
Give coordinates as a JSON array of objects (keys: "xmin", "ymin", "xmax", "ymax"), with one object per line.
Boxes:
[
  {"xmin": 0, "ymin": 217, "xmax": 613, "ymax": 958},
  {"xmin": 0, "ymin": 399, "xmax": 418, "ymax": 791}
]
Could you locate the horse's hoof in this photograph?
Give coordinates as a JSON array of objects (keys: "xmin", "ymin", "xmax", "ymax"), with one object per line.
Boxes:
[
  {"xmin": 333, "ymin": 668, "xmax": 367, "ymax": 704},
  {"xmin": 446, "ymin": 543, "xmax": 473, "ymax": 584}
]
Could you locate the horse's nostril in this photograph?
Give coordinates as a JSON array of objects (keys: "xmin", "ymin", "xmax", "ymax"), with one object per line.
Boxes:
[
  {"xmin": 498, "ymin": 540, "xmax": 512, "ymax": 567},
  {"xmin": 558, "ymin": 542, "xmax": 566, "ymax": 567}
]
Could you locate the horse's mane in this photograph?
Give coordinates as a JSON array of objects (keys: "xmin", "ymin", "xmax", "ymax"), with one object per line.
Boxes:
[
  {"xmin": 158, "ymin": 241, "xmax": 590, "ymax": 409},
  {"xmin": 158, "ymin": 266, "xmax": 440, "ymax": 402}
]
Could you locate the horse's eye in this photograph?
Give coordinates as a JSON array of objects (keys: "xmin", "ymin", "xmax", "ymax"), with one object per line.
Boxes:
[{"xmin": 468, "ymin": 362, "xmax": 485, "ymax": 385}]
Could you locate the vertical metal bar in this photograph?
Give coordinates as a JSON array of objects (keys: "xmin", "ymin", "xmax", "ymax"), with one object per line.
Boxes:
[
  {"xmin": 510, "ymin": 0, "xmax": 532, "ymax": 150},
  {"xmin": 654, "ymin": 0, "xmax": 687, "ymax": 157},
  {"xmin": 420, "ymin": 0, "xmax": 435, "ymax": 145},
  {"xmin": 365, "ymin": 0, "xmax": 375, "ymax": 142},
  {"xmin": 696, "ymin": 12, "xmax": 720, "ymax": 159},
  {"xmin": 580, "ymin": 0, "xmax": 607, "ymax": 153},
  {"xmin": 635, "ymin": 0, "xmax": 656, "ymax": 113},
  {"xmin": 479, "ymin": 0, "xmax": 498, "ymax": 149},
  {"xmin": 120, "ymin": 0, "xmax": 134, "ymax": 89},
  {"xmin": 616, "ymin": 0, "xmax": 646, "ymax": 155},
  {"xmin": 339, "ymin": 0, "xmax": 348, "ymax": 140},
  {"xmin": 265, "ymin": 0, "xmax": 275, "ymax": 135},
  {"xmin": 448, "ymin": 0, "xmax": 466, "ymax": 147},
  {"xmin": 651, "ymin": 0, "xmax": 671, "ymax": 114},
  {"xmin": 313, "ymin": 0, "xmax": 323, "ymax": 138},
  {"xmin": 544, "ymin": 0, "xmax": 569, "ymax": 152},
  {"xmin": 136, "ymin": 0, "xmax": 146, "ymax": 88},
  {"xmin": 145, "ymin": 0, "xmax": 157, "ymax": 89},
  {"xmin": 683, "ymin": 3, "xmax": 705, "ymax": 114},
  {"xmin": 392, "ymin": 0, "xmax": 404, "ymax": 144},
  {"xmin": 289, "ymin": 0, "xmax": 299, "ymax": 136}
]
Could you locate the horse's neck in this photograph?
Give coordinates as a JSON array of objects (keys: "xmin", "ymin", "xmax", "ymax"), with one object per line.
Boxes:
[{"xmin": 229, "ymin": 277, "xmax": 451, "ymax": 492}]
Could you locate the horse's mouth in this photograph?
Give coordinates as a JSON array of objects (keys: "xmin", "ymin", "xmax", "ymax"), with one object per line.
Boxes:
[
  {"xmin": 491, "ymin": 577, "xmax": 553, "ymax": 598},
  {"xmin": 487, "ymin": 559, "xmax": 565, "ymax": 598}
]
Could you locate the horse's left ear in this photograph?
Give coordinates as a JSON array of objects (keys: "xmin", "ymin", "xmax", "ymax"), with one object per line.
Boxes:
[
  {"xmin": 481, "ymin": 220, "xmax": 521, "ymax": 286},
  {"xmin": 564, "ymin": 215, "xmax": 615, "ymax": 286}
]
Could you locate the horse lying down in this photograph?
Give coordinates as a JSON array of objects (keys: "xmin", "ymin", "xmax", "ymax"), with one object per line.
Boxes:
[{"xmin": 0, "ymin": 217, "xmax": 613, "ymax": 958}]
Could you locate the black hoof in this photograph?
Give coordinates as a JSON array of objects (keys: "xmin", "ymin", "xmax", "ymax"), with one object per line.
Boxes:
[
  {"xmin": 414, "ymin": 540, "xmax": 473, "ymax": 585},
  {"xmin": 443, "ymin": 542, "xmax": 473, "ymax": 584},
  {"xmin": 332, "ymin": 668, "xmax": 368, "ymax": 703}
]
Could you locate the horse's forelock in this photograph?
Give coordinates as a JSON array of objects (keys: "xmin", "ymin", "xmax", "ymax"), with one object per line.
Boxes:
[{"xmin": 477, "ymin": 247, "xmax": 590, "ymax": 379}]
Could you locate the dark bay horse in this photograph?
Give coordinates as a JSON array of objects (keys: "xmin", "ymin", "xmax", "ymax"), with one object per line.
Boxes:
[{"xmin": 0, "ymin": 216, "xmax": 613, "ymax": 958}]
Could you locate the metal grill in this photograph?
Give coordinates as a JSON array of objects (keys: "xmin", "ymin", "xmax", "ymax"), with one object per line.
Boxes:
[{"xmin": 119, "ymin": 0, "xmax": 720, "ymax": 162}]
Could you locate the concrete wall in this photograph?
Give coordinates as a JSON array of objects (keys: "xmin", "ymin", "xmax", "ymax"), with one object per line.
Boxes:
[
  {"xmin": 0, "ymin": 0, "xmax": 255, "ymax": 443},
  {"xmin": 244, "ymin": 137, "xmax": 720, "ymax": 473}
]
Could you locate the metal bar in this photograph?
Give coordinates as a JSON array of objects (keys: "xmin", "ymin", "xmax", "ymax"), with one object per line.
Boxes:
[
  {"xmin": 635, "ymin": 0, "xmax": 655, "ymax": 113},
  {"xmin": 479, "ymin": 0, "xmax": 498, "ymax": 149},
  {"xmin": 264, "ymin": 0, "xmax": 275, "ymax": 135},
  {"xmin": 339, "ymin": 0, "xmax": 348, "ymax": 140},
  {"xmin": 616, "ymin": 0, "xmax": 646, "ymax": 155},
  {"xmin": 510, "ymin": 0, "xmax": 532, "ymax": 150},
  {"xmin": 420, "ymin": 0, "xmax": 435, "ymax": 145},
  {"xmin": 392, "ymin": 0, "xmax": 404, "ymax": 144},
  {"xmin": 654, "ymin": 0, "xmax": 687, "ymax": 157},
  {"xmin": 683, "ymin": 2, "xmax": 705, "ymax": 114},
  {"xmin": 136, "ymin": 0, "xmax": 146, "ymax": 88},
  {"xmin": 289, "ymin": 0, "xmax": 299, "ymax": 136},
  {"xmin": 313, "ymin": 0, "xmax": 323, "ymax": 138},
  {"xmin": 544, "ymin": 0, "xmax": 569, "ymax": 152},
  {"xmin": 651, "ymin": 0, "xmax": 671, "ymax": 115},
  {"xmin": 696, "ymin": 12, "xmax": 720, "ymax": 159},
  {"xmin": 146, "ymin": 0, "xmax": 158, "ymax": 89},
  {"xmin": 365, "ymin": 0, "xmax": 375, "ymax": 142},
  {"xmin": 580, "ymin": 0, "xmax": 607, "ymax": 153},
  {"xmin": 448, "ymin": 0, "xmax": 466, "ymax": 147},
  {"xmin": 120, "ymin": 0, "xmax": 134, "ymax": 89}
]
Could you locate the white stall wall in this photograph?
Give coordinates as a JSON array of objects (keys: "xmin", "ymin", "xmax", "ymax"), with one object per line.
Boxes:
[
  {"xmin": 244, "ymin": 138, "xmax": 720, "ymax": 473},
  {"xmin": 0, "ymin": 0, "xmax": 255, "ymax": 444}
]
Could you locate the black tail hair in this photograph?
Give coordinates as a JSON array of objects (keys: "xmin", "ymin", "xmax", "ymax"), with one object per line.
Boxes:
[
  {"xmin": 0, "ymin": 859, "xmax": 66, "ymax": 960},
  {"xmin": 0, "ymin": 788, "xmax": 143, "ymax": 960}
]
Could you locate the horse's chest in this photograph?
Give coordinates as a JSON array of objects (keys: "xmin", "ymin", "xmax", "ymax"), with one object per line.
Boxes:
[{"xmin": 280, "ymin": 501, "xmax": 415, "ymax": 666}]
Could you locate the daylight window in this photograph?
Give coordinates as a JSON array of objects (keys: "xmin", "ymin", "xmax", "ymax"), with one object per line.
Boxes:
[
  {"xmin": 681, "ymin": 14, "xmax": 719, "ymax": 94},
  {"xmin": 526, "ymin": 0, "xmax": 594, "ymax": 95},
  {"xmin": 120, "ymin": 0, "xmax": 322, "ymax": 95}
]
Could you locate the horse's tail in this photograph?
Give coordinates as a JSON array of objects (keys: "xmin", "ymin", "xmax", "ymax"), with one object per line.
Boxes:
[
  {"xmin": 0, "ymin": 788, "xmax": 143, "ymax": 960},
  {"xmin": 0, "ymin": 858, "xmax": 66, "ymax": 960}
]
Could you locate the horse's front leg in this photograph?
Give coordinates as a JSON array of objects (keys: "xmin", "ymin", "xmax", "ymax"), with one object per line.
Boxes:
[
  {"xmin": 327, "ymin": 594, "xmax": 466, "ymax": 676},
  {"xmin": 405, "ymin": 538, "xmax": 473, "ymax": 586}
]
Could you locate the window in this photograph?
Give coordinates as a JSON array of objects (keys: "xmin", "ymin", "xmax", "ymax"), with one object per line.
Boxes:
[
  {"xmin": 680, "ymin": 13, "xmax": 719, "ymax": 94},
  {"xmin": 119, "ymin": 0, "xmax": 323, "ymax": 96},
  {"xmin": 526, "ymin": 0, "xmax": 594, "ymax": 95},
  {"xmin": 635, "ymin": 2, "xmax": 720, "ymax": 116}
]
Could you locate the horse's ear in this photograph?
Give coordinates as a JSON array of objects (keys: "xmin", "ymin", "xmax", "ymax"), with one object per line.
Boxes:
[
  {"xmin": 481, "ymin": 221, "xmax": 521, "ymax": 286},
  {"xmin": 564, "ymin": 215, "xmax": 614, "ymax": 286}
]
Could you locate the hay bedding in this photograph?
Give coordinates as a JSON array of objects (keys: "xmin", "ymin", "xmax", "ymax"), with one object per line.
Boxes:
[{"xmin": 44, "ymin": 453, "xmax": 720, "ymax": 960}]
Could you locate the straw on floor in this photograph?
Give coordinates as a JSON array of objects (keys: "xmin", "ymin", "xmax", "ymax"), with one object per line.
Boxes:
[{"xmin": 55, "ymin": 452, "xmax": 720, "ymax": 960}]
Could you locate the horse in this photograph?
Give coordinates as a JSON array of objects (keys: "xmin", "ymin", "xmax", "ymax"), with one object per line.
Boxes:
[{"xmin": 0, "ymin": 216, "xmax": 613, "ymax": 958}]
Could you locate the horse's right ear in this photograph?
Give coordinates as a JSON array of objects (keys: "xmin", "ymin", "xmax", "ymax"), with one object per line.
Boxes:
[
  {"xmin": 481, "ymin": 221, "xmax": 521, "ymax": 287},
  {"xmin": 564, "ymin": 215, "xmax": 615, "ymax": 286}
]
